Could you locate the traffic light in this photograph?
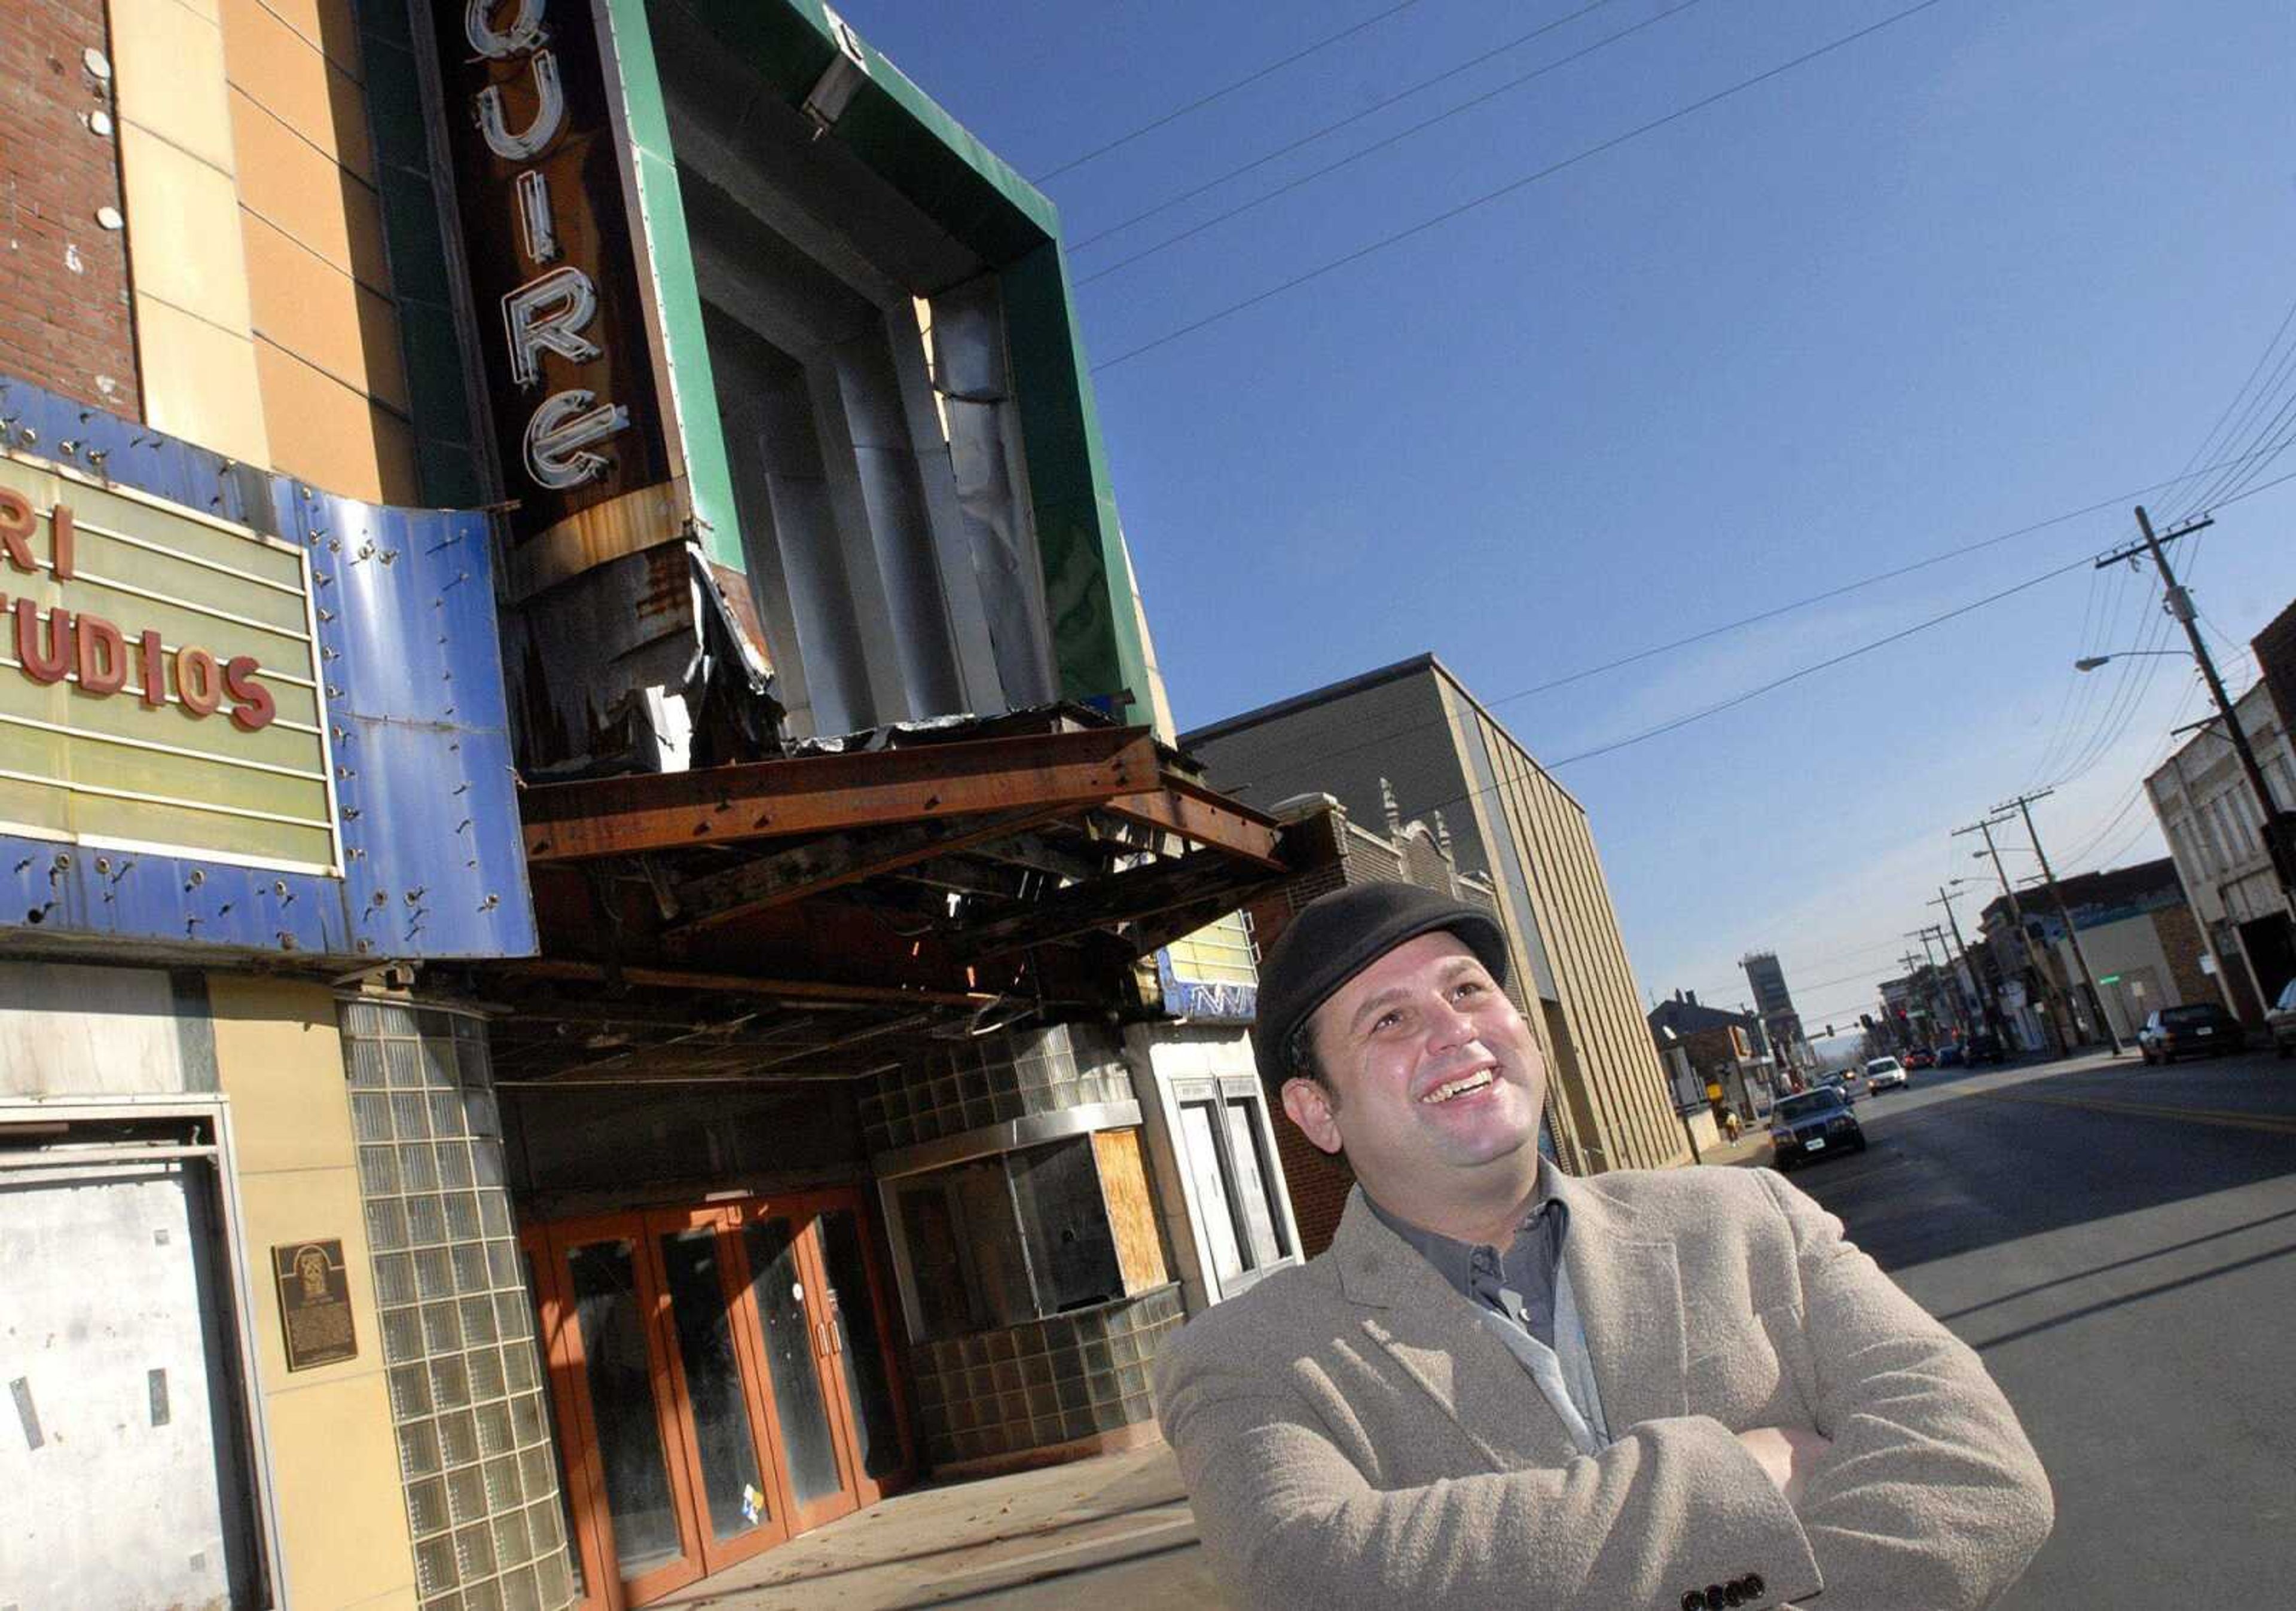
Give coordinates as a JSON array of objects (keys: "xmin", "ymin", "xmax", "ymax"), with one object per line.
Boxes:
[{"xmin": 1824, "ymin": 1024, "xmax": 1835, "ymax": 1038}]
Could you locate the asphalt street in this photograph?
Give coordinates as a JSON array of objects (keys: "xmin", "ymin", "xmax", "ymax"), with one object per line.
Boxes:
[
  {"xmin": 1785, "ymin": 1046, "xmax": 2296, "ymax": 1604},
  {"xmin": 719, "ymin": 1045, "xmax": 2296, "ymax": 1607}
]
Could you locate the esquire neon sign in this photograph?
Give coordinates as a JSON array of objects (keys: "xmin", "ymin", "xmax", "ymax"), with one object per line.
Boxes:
[{"xmin": 465, "ymin": 0, "xmax": 631, "ymax": 492}]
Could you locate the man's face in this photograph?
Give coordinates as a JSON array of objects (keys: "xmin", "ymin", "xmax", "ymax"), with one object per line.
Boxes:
[{"xmin": 1281, "ymin": 931, "xmax": 1546, "ymax": 1200}]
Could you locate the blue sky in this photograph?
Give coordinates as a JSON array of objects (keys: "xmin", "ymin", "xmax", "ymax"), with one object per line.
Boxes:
[{"xmin": 847, "ymin": 0, "xmax": 2296, "ymax": 1028}]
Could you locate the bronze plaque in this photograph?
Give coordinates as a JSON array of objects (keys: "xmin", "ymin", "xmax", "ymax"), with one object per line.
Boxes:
[{"xmin": 273, "ymin": 1240, "xmax": 358, "ymax": 1372}]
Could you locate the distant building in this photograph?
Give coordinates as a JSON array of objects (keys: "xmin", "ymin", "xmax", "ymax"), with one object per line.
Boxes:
[
  {"xmin": 2144, "ymin": 678, "xmax": 2296, "ymax": 1020},
  {"xmin": 1979, "ymin": 857, "xmax": 2213, "ymax": 1041},
  {"xmin": 1187, "ymin": 654, "xmax": 1692, "ymax": 1182},
  {"xmin": 1647, "ymin": 991, "xmax": 1780, "ymax": 1123},
  {"xmin": 1739, "ymin": 951, "xmax": 1810, "ymax": 1072}
]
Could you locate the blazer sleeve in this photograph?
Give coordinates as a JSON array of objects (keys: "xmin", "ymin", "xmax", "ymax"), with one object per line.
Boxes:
[
  {"xmin": 1156, "ymin": 1316, "xmax": 1823, "ymax": 1611},
  {"xmin": 1758, "ymin": 1167, "xmax": 2054, "ymax": 1609}
]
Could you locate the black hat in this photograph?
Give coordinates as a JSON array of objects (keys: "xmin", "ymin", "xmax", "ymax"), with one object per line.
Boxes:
[{"xmin": 1251, "ymin": 883, "xmax": 1509, "ymax": 1089}]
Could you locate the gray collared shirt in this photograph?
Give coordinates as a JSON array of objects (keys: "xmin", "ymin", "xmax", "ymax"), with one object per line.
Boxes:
[
  {"xmin": 1366, "ymin": 1170, "xmax": 1570, "ymax": 1346},
  {"xmin": 1367, "ymin": 1166, "xmax": 1611, "ymax": 1455}
]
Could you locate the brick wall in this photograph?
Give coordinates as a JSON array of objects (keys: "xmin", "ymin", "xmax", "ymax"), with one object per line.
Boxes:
[
  {"xmin": 2152, "ymin": 900, "xmax": 2227, "ymax": 1019},
  {"xmin": 0, "ymin": 0, "xmax": 138, "ymax": 414}
]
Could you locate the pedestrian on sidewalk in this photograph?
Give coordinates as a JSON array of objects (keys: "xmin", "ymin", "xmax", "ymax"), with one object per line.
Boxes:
[{"xmin": 1155, "ymin": 884, "xmax": 2051, "ymax": 1610}]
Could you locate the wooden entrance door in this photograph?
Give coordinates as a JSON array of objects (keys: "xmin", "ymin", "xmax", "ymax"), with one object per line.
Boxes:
[
  {"xmin": 527, "ymin": 1209, "xmax": 792, "ymax": 1608},
  {"xmin": 723, "ymin": 1190, "xmax": 912, "ymax": 1528},
  {"xmin": 526, "ymin": 1193, "xmax": 911, "ymax": 1609}
]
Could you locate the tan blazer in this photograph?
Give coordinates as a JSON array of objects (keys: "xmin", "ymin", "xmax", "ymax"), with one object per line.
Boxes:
[{"xmin": 1155, "ymin": 1164, "xmax": 2050, "ymax": 1610}]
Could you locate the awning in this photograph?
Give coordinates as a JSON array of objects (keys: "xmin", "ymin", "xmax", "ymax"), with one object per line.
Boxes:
[{"xmin": 488, "ymin": 714, "xmax": 1323, "ymax": 1086}]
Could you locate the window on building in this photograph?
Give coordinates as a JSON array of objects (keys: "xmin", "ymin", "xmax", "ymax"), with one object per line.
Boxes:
[
  {"xmin": 891, "ymin": 1138, "xmax": 1128, "ymax": 1341},
  {"xmin": 1173, "ymin": 1081, "xmax": 1291, "ymax": 1295}
]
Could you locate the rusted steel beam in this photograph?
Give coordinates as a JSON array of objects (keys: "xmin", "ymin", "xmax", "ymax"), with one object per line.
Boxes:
[
  {"xmin": 951, "ymin": 852, "xmax": 1262, "ymax": 960},
  {"xmin": 1103, "ymin": 785, "xmax": 1285, "ymax": 869},
  {"xmin": 667, "ymin": 806, "xmax": 1065, "ymax": 933},
  {"xmin": 520, "ymin": 728, "xmax": 1161, "ymax": 862},
  {"xmin": 1128, "ymin": 880, "xmax": 1292, "ymax": 958},
  {"xmin": 500, "ymin": 958, "xmax": 994, "ymax": 1008}
]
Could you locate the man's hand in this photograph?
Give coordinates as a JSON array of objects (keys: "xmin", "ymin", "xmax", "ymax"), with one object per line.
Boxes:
[{"xmin": 1735, "ymin": 1425, "xmax": 1833, "ymax": 1508}]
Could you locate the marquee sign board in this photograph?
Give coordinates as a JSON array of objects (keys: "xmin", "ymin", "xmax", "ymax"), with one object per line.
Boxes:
[
  {"xmin": 433, "ymin": 0, "xmax": 673, "ymax": 546},
  {"xmin": 0, "ymin": 448, "xmax": 335, "ymax": 873}
]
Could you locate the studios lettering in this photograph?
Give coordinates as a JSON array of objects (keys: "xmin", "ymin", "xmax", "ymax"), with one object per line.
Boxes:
[
  {"xmin": 440, "ymin": 1, "xmax": 672, "ymax": 541},
  {"xmin": 0, "ymin": 485, "xmax": 276, "ymax": 732}
]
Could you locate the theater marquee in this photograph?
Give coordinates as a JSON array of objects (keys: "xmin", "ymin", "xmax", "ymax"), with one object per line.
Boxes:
[
  {"xmin": 433, "ymin": 0, "xmax": 673, "ymax": 547},
  {"xmin": 0, "ymin": 450, "xmax": 336, "ymax": 873}
]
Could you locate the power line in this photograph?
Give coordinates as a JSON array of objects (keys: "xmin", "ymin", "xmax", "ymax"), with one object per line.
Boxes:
[
  {"xmin": 1031, "ymin": 1, "xmax": 1422, "ymax": 184},
  {"xmin": 1428, "ymin": 464, "xmax": 2292, "ymax": 795},
  {"xmin": 1184, "ymin": 438, "xmax": 2296, "ymax": 788},
  {"xmin": 1068, "ymin": 0, "xmax": 1634, "ymax": 255},
  {"xmin": 1091, "ymin": 0, "xmax": 1957, "ymax": 373},
  {"xmin": 1546, "ymin": 546, "xmax": 2095, "ymax": 767},
  {"xmin": 1075, "ymin": 0, "xmax": 1705, "ymax": 286}
]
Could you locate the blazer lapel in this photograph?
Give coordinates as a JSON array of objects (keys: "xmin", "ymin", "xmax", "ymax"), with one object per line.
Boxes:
[
  {"xmin": 1331, "ymin": 1190, "xmax": 1591, "ymax": 1466},
  {"xmin": 1549, "ymin": 1171, "xmax": 1691, "ymax": 1431}
]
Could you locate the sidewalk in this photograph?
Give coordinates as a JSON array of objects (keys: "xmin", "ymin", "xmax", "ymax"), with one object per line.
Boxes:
[
  {"xmin": 1696, "ymin": 1126, "xmax": 1773, "ymax": 1169},
  {"xmin": 659, "ymin": 1441, "xmax": 1202, "ymax": 1609}
]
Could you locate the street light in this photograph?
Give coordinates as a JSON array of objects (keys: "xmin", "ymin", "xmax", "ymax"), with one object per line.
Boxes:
[{"xmin": 2073, "ymin": 650, "xmax": 2192, "ymax": 672}]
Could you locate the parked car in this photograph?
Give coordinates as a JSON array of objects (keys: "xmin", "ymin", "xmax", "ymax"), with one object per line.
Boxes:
[
  {"xmin": 1864, "ymin": 1056, "xmax": 1909, "ymax": 1092},
  {"xmin": 1934, "ymin": 1042, "xmax": 1967, "ymax": 1068},
  {"xmin": 2138, "ymin": 1002, "xmax": 2246, "ymax": 1064},
  {"xmin": 2271, "ymin": 980, "xmax": 2296, "ymax": 1059},
  {"xmin": 1769, "ymin": 1087, "xmax": 1866, "ymax": 1172},
  {"xmin": 1963, "ymin": 1030, "xmax": 2009, "ymax": 1065}
]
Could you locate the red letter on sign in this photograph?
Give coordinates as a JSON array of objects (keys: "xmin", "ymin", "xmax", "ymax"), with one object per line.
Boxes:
[
  {"xmin": 224, "ymin": 656, "xmax": 276, "ymax": 732},
  {"xmin": 49, "ymin": 504, "xmax": 74, "ymax": 582},
  {"xmin": 74, "ymin": 613, "xmax": 127, "ymax": 695},
  {"xmin": 0, "ymin": 489, "xmax": 36, "ymax": 574},
  {"xmin": 176, "ymin": 646, "xmax": 222, "ymax": 716},
  {"xmin": 14, "ymin": 600, "xmax": 71, "ymax": 683},
  {"xmin": 138, "ymin": 630, "xmax": 167, "ymax": 707}
]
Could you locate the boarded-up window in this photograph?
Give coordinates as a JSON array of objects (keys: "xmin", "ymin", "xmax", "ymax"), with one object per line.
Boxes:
[{"xmin": 1091, "ymin": 1128, "xmax": 1170, "ymax": 1294}]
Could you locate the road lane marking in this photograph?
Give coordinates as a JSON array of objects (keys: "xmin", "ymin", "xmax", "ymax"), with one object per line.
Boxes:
[{"xmin": 1975, "ymin": 1089, "xmax": 2296, "ymax": 1136}]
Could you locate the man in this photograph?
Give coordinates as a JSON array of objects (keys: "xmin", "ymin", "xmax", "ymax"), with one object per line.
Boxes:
[{"xmin": 1155, "ymin": 884, "xmax": 2051, "ymax": 1609}]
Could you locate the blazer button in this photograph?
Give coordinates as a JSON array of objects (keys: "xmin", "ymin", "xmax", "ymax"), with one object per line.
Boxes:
[
  {"xmin": 1741, "ymin": 1574, "xmax": 1767, "ymax": 1598},
  {"xmin": 1721, "ymin": 1585, "xmax": 1747, "ymax": 1607},
  {"xmin": 1707, "ymin": 1586, "xmax": 1727, "ymax": 1610},
  {"xmin": 1680, "ymin": 1594, "xmax": 1708, "ymax": 1611}
]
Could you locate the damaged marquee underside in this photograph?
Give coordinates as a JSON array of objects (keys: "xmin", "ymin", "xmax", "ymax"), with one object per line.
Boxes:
[{"xmin": 484, "ymin": 711, "xmax": 1323, "ymax": 1087}]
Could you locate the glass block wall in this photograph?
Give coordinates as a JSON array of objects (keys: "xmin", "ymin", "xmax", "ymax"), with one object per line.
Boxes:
[{"xmin": 342, "ymin": 999, "xmax": 578, "ymax": 1611}]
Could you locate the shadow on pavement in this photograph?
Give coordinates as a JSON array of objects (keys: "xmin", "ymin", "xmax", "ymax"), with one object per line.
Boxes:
[{"xmin": 1781, "ymin": 1051, "xmax": 2296, "ymax": 1271}]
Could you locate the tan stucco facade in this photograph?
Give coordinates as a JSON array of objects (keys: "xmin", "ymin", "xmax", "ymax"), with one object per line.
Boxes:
[
  {"xmin": 111, "ymin": 0, "xmax": 417, "ymax": 501},
  {"xmin": 210, "ymin": 974, "xmax": 419, "ymax": 1609}
]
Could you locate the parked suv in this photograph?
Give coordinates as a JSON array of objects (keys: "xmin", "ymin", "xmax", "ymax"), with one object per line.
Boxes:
[
  {"xmin": 2268, "ymin": 979, "xmax": 2296, "ymax": 1059},
  {"xmin": 2138, "ymin": 1002, "xmax": 2245, "ymax": 1064}
]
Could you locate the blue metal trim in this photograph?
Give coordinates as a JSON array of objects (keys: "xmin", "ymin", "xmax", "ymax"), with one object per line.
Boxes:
[
  {"xmin": 1154, "ymin": 947, "xmax": 1258, "ymax": 1023},
  {"xmin": 0, "ymin": 372, "xmax": 535, "ymax": 962}
]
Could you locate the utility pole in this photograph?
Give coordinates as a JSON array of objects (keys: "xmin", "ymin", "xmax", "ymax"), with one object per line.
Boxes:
[
  {"xmin": 1900, "ymin": 950, "xmax": 1932, "ymax": 1048},
  {"xmin": 1957, "ymin": 815, "xmax": 2066, "ymax": 1056},
  {"xmin": 1996, "ymin": 789, "xmax": 2124, "ymax": 1054},
  {"xmin": 1913, "ymin": 924, "xmax": 1972, "ymax": 1037},
  {"xmin": 2095, "ymin": 508, "xmax": 2296, "ymax": 915},
  {"xmin": 1930, "ymin": 886, "xmax": 1990, "ymax": 1032}
]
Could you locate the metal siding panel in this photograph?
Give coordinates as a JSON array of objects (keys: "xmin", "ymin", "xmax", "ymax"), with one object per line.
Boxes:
[
  {"xmin": 0, "ymin": 374, "xmax": 534, "ymax": 962},
  {"xmin": 600, "ymin": 0, "xmax": 745, "ymax": 579}
]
